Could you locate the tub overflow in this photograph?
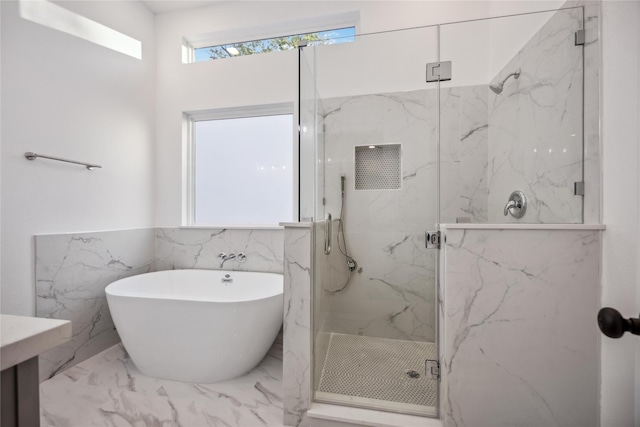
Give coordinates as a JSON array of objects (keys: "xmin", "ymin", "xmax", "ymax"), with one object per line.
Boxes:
[{"xmin": 222, "ymin": 274, "xmax": 233, "ymax": 283}]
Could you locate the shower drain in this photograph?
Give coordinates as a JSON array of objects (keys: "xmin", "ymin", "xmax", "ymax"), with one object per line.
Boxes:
[{"xmin": 405, "ymin": 370, "xmax": 421, "ymax": 379}]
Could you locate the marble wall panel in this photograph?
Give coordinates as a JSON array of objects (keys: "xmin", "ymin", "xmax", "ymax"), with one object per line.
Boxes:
[
  {"xmin": 36, "ymin": 226, "xmax": 284, "ymax": 382},
  {"xmin": 441, "ymin": 227, "xmax": 600, "ymax": 426},
  {"xmin": 318, "ymin": 91, "xmax": 437, "ymax": 343},
  {"xmin": 282, "ymin": 224, "xmax": 313, "ymax": 427},
  {"xmin": 35, "ymin": 228, "xmax": 156, "ymax": 381},
  {"xmin": 317, "ymin": 87, "xmax": 487, "ymax": 342},
  {"xmin": 155, "ymin": 227, "xmax": 284, "ymax": 273},
  {"xmin": 441, "ymin": 85, "xmax": 489, "ymax": 224},
  {"xmin": 487, "ymin": 7, "xmax": 585, "ymax": 223}
]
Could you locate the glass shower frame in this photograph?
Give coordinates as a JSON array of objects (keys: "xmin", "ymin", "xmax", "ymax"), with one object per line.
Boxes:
[
  {"xmin": 299, "ymin": 5, "xmax": 585, "ymax": 419},
  {"xmin": 301, "ymin": 25, "xmax": 442, "ymax": 417}
]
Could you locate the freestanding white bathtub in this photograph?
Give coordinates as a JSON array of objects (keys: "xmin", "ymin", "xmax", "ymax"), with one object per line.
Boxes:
[{"xmin": 105, "ymin": 269, "xmax": 283, "ymax": 383}]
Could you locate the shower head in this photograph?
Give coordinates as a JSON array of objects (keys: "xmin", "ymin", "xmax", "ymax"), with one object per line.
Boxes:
[
  {"xmin": 489, "ymin": 82, "xmax": 504, "ymax": 95},
  {"xmin": 490, "ymin": 68, "xmax": 521, "ymax": 95}
]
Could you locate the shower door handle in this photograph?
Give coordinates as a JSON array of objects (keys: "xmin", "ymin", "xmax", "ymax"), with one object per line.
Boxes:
[{"xmin": 324, "ymin": 213, "xmax": 332, "ymax": 255}]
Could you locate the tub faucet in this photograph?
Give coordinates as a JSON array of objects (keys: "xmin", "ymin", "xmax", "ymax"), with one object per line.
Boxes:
[{"xmin": 218, "ymin": 252, "xmax": 236, "ymax": 268}]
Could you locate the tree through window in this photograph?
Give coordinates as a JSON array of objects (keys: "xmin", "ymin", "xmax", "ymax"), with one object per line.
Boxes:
[{"xmin": 194, "ymin": 27, "xmax": 355, "ymax": 61}]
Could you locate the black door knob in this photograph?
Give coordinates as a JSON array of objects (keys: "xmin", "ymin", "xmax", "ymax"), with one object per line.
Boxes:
[{"xmin": 598, "ymin": 307, "xmax": 640, "ymax": 338}]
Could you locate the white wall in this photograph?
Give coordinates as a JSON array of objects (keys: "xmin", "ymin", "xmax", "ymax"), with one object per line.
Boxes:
[
  {"xmin": 601, "ymin": 1, "xmax": 640, "ymax": 426},
  {"xmin": 0, "ymin": 0, "xmax": 156, "ymax": 315},
  {"xmin": 154, "ymin": 1, "xmax": 567, "ymax": 227}
]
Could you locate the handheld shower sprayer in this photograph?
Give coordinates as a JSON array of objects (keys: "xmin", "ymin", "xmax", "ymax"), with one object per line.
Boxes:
[{"xmin": 325, "ymin": 174, "xmax": 358, "ymax": 294}]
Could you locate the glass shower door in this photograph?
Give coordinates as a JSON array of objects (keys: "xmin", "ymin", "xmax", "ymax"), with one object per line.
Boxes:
[
  {"xmin": 438, "ymin": 7, "xmax": 585, "ymax": 224},
  {"xmin": 302, "ymin": 25, "xmax": 441, "ymax": 417}
]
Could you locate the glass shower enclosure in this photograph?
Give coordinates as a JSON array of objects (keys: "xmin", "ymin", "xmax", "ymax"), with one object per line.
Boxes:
[
  {"xmin": 299, "ymin": 6, "xmax": 584, "ymax": 418},
  {"xmin": 301, "ymin": 25, "xmax": 441, "ymax": 417}
]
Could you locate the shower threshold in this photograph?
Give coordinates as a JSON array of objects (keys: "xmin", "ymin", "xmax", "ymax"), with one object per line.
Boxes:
[{"xmin": 316, "ymin": 333, "xmax": 437, "ymax": 417}]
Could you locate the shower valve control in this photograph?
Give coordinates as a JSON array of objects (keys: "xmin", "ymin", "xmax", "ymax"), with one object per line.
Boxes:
[{"xmin": 425, "ymin": 231, "xmax": 441, "ymax": 250}]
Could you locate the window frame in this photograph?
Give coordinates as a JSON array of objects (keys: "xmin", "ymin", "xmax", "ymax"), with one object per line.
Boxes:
[
  {"xmin": 182, "ymin": 11, "xmax": 360, "ymax": 64},
  {"xmin": 192, "ymin": 26, "xmax": 356, "ymax": 62},
  {"xmin": 183, "ymin": 103, "xmax": 297, "ymax": 227}
]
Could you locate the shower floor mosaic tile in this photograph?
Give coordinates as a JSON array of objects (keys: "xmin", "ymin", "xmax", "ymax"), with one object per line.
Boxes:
[
  {"xmin": 40, "ymin": 339, "xmax": 284, "ymax": 427},
  {"xmin": 316, "ymin": 333, "xmax": 437, "ymax": 415}
]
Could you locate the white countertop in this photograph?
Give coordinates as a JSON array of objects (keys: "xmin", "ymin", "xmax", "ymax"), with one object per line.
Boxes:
[{"xmin": 1, "ymin": 314, "xmax": 72, "ymax": 371}]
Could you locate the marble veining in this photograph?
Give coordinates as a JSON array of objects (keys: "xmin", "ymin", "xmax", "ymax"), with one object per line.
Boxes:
[
  {"xmin": 315, "ymin": 83, "xmax": 491, "ymax": 343},
  {"xmin": 35, "ymin": 229, "xmax": 156, "ymax": 381},
  {"xmin": 319, "ymin": 92, "xmax": 436, "ymax": 343},
  {"xmin": 35, "ymin": 227, "xmax": 285, "ymax": 382},
  {"xmin": 282, "ymin": 225, "xmax": 312, "ymax": 427},
  {"xmin": 487, "ymin": 7, "xmax": 584, "ymax": 223},
  {"xmin": 440, "ymin": 85, "xmax": 489, "ymax": 224},
  {"xmin": 40, "ymin": 339, "xmax": 284, "ymax": 427},
  {"xmin": 156, "ymin": 227, "xmax": 284, "ymax": 273},
  {"xmin": 441, "ymin": 228, "xmax": 600, "ymax": 427}
]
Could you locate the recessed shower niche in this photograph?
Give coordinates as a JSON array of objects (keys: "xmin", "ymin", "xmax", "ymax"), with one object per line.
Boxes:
[{"xmin": 354, "ymin": 144, "xmax": 402, "ymax": 191}]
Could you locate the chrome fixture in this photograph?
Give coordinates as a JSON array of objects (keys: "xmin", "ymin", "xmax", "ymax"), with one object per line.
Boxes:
[
  {"xmin": 338, "ymin": 175, "xmax": 357, "ymax": 272},
  {"xmin": 218, "ymin": 252, "xmax": 236, "ymax": 267},
  {"xmin": 217, "ymin": 252, "xmax": 247, "ymax": 268},
  {"xmin": 25, "ymin": 152, "xmax": 102, "ymax": 170},
  {"xmin": 324, "ymin": 213, "xmax": 332, "ymax": 255},
  {"xmin": 324, "ymin": 175, "xmax": 359, "ymax": 295},
  {"xmin": 503, "ymin": 190, "xmax": 527, "ymax": 218},
  {"xmin": 425, "ymin": 231, "xmax": 441, "ymax": 250},
  {"xmin": 221, "ymin": 274, "xmax": 233, "ymax": 283},
  {"xmin": 405, "ymin": 370, "xmax": 421, "ymax": 379},
  {"xmin": 489, "ymin": 68, "xmax": 521, "ymax": 94},
  {"xmin": 426, "ymin": 61, "xmax": 452, "ymax": 82}
]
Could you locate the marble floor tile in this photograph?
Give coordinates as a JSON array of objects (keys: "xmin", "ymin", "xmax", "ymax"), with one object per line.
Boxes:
[{"xmin": 41, "ymin": 343, "xmax": 284, "ymax": 427}]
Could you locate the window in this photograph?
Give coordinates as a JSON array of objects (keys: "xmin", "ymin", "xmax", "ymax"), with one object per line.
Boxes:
[
  {"xmin": 193, "ymin": 27, "xmax": 355, "ymax": 62},
  {"xmin": 186, "ymin": 107, "xmax": 294, "ymax": 226}
]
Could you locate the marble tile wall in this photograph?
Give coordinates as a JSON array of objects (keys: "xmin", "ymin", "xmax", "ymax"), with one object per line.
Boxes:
[
  {"xmin": 35, "ymin": 229, "xmax": 156, "ymax": 381},
  {"xmin": 319, "ymin": 90, "xmax": 438, "ymax": 343},
  {"xmin": 36, "ymin": 226, "xmax": 285, "ymax": 381},
  {"xmin": 440, "ymin": 85, "xmax": 489, "ymax": 224},
  {"xmin": 315, "ymin": 87, "xmax": 487, "ymax": 343},
  {"xmin": 282, "ymin": 224, "xmax": 313, "ymax": 427},
  {"xmin": 155, "ymin": 227, "xmax": 284, "ymax": 273},
  {"xmin": 441, "ymin": 227, "xmax": 600, "ymax": 426},
  {"xmin": 487, "ymin": 7, "xmax": 585, "ymax": 223}
]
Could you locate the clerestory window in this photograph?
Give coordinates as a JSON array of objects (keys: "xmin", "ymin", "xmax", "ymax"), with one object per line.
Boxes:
[{"xmin": 193, "ymin": 27, "xmax": 355, "ymax": 62}]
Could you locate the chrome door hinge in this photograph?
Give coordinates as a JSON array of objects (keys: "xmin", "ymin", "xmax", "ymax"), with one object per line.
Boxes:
[
  {"xmin": 425, "ymin": 231, "xmax": 441, "ymax": 249},
  {"xmin": 575, "ymin": 29, "xmax": 585, "ymax": 46},
  {"xmin": 426, "ymin": 61, "xmax": 452, "ymax": 82},
  {"xmin": 425, "ymin": 359, "xmax": 440, "ymax": 381},
  {"xmin": 574, "ymin": 181, "xmax": 585, "ymax": 196}
]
